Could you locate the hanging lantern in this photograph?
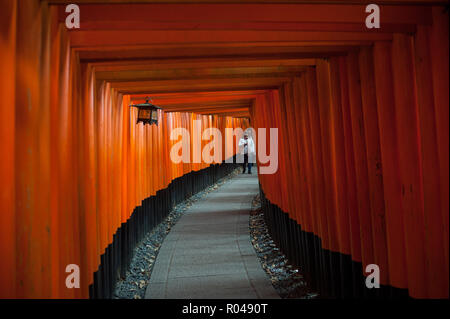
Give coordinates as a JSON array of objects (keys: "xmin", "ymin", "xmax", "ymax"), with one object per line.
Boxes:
[{"xmin": 129, "ymin": 97, "xmax": 161, "ymax": 125}]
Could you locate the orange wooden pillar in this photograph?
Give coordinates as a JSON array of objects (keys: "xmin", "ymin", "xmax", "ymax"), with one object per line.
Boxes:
[
  {"xmin": 305, "ymin": 68, "xmax": 328, "ymax": 250},
  {"xmin": 328, "ymin": 58, "xmax": 351, "ymax": 258},
  {"xmin": 270, "ymin": 88, "xmax": 290, "ymax": 257},
  {"xmin": 338, "ymin": 56, "xmax": 363, "ymax": 297},
  {"xmin": 14, "ymin": 0, "xmax": 52, "ymax": 298},
  {"xmin": 295, "ymin": 74, "xmax": 322, "ymax": 291},
  {"xmin": 345, "ymin": 52, "xmax": 376, "ymax": 286},
  {"xmin": 280, "ymin": 82, "xmax": 300, "ymax": 223},
  {"xmin": 254, "ymin": 95, "xmax": 266, "ymax": 194},
  {"xmin": 315, "ymin": 59, "xmax": 340, "ymax": 256},
  {"xmin": 265, "ymin": 91, "xmax": 282, "ymax": 206},
  {"xmin": 291, "ymin": 77, "xmax": 314, "ymax": 269},
  {"xmin": 428, "ymin": 7, "xmax": 449, "ymax": 298},
  {"xmin": 49, "ymin": 9, "xmax": 82, "ymax": 298},
  {"xmin": 372, "ymin": 41, "xmax": 408, "ymax": 294},
  {"xmin": 391, "ymin": 33, "xmax": 427, "ymax": 298},
  {"xmin": 282, "ymin": 80, "xmax": 306, "ymax": 269},
  {"xmin": 328, "ymin": 57, "xmax": 353, "ymax": 297},
  {"xmin": 271, "ymin": 90, "xmax": 289, "ymax": 213},
  {"xmin": 304, "ymin": 66, "xmax": 329, "ymax": 294},
  {"xmin": 256, "ymin": 94, "xmax": 269, "ymax": 197},
  {"xmin": 315, "ymin": 59, "xmax": 342, "ymax": 297},
  {"xmin": 79, "ymin": 64, "xmax": 100, "ymax": 297},
  {"xmin": 293, "ymin": 76, "xmax": 315, "ymax": 239},
  {"xmin": 358, "ymin": 46, "xmax": 390, "ymax": 289},
  {"xmin": 50, "ymin": 5, "xmax": 60, "ymax": 297},
  {"xmin": 0, "ymin": 0, "xmax": 17, "ymax": 298},
  {"xmin": 413, "ymin": 26, "xmax": 448, "ymax": 298}
]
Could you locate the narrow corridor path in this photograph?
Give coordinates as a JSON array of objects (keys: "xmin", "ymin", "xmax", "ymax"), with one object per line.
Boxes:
[{"xmin": 145, "ymin": 172, "xmax": 279, "ymax": 299}]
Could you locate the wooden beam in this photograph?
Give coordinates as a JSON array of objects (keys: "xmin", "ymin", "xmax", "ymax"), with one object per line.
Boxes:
[
  {"xmin": 45, "ymin": 0, "xmax": 447, "ymax": 5},
  {"xmin": 55, "ymin": 3, "xmax": 432, "ymax": 26},
  {"xmin": 69, "ymin": 30, "xmax": 393, "ymax": 47},
  {"xmin": 77, "ymin": 44, "xmax": 358, "ymax": 61},
  {"xmin": 95, "ymin": 65, "xmax": 307, "ymax": 82},
  {"xmin": 109, "ymin": 77, "xmax": 289, "ymax": 94}
]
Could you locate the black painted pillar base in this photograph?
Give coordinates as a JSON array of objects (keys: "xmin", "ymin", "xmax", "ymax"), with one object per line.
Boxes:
[{"xmin": 259, "ymin": 186, "xmax": 410, "ymax": 299}]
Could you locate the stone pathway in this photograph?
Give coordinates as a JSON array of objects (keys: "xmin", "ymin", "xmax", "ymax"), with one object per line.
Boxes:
[{"xmin": 145, "ymin": 172, "xmax": 279, "ymax": 299}]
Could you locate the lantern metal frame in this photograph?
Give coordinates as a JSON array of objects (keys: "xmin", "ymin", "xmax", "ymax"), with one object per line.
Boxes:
[{"xmin": 129, "ymin": 97, "xmax": 162, "ymax": 125}]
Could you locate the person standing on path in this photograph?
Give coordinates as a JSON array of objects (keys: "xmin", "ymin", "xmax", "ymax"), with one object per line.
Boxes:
[{"xmin": 238, "ymin": 132, "xmax": 256, "ymax": 174}]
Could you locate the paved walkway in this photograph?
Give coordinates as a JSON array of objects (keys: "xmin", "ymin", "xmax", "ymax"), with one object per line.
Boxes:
[{"xmin": 145, "ymin": 172, "xmax": 279, "ymax": 299}]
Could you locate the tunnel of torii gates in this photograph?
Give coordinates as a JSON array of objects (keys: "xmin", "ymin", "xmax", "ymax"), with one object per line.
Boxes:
[{"xmin": 0, "ymin": 0, "xmax": 448, "ymax": 299}]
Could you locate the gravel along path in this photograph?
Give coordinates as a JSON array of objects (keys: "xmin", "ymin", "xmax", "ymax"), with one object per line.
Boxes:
[
  {"xmin": 113, "ymin": 168, "xmax": 242, "ymax": 299},
  {"xmin": 249, "ymin": 194, "xmax": 319, "ymax": 299}
]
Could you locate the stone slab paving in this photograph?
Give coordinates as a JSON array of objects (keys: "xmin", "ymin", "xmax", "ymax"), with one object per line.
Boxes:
[{"xmin": 145, "ymin": 172, "xmax": 279, "ymax": 299}]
